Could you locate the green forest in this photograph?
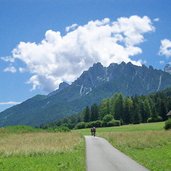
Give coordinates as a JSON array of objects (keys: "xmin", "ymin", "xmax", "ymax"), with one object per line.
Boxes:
[{"xmin": 41, "ymin": 88, "xmax": 171, "ymax": 130}]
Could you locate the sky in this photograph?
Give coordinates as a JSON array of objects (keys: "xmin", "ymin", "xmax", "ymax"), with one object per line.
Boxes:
[{"xmin": 0, "ymin": 0, "xmax": 171, "ymax": 112}]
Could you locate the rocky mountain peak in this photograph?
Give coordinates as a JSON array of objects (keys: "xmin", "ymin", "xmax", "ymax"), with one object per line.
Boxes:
[
  {"xmin": 59, "ymin": 82, "xmax": 70, "ymax": 90},
  {"xmin": 48, "ymin": 82, "xmax": 69, "ymax": 96}
]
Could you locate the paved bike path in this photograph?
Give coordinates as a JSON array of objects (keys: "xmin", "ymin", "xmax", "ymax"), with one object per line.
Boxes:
[{"xmin": 85, "ymin": 136, "xmax": 149, "ymax": 171}]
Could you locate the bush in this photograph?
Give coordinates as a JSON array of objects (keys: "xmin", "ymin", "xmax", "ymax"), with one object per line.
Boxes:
[
  {"xmin": 85, "ymin": 122, "xmax": 92, "ymax": 128},
  {"xmin": 164, "ymin": 119, "xmax": 171, "ymax": 130},
  {"xmin": 107, "ymin": 119, "xmax": 121, "ymax": 127},
  {"xmin": 102, "ymin": 114, "xmax": 114, "ymax": 127},
  {"xmin": 102, "ymin": 114, "xmax": 113, "ymax": 123},
  {"xmin": 86, "ymin": 120, "xmax": 102, "ymax": 128},
  {"xmin": 75, "ymin": 122, "xmax": 86, "ymax": 129},
  {"xmin": 48, "ymin": 126, "xmax": 70, "ymax": 132},
  {"xmin": 54, "ymin": 126, "xmax": 70, "ymax": 132},
  {"xmin": 147, "ymin": 116, "xmax": 163, "ymax": 123},
  {"xmin": 93, "ymin": 120, "xmax": 103, "ymax": 127}
]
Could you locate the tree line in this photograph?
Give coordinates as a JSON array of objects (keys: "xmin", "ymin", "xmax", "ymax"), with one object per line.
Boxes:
[{"xmin": 41, "ymin": 88, "xmax": 171, "ymax": 129}]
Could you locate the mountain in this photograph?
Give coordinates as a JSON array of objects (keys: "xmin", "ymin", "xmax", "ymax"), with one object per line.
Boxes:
[
  {"xmin": 1, "ymin": 62, "xmax": 171, "ymax": 127},
  {"xmin": 48, "ymin": 82, "xmax": 70, "ymax": 96}
]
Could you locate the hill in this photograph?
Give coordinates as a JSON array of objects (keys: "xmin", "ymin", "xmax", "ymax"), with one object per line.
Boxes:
[
  {"xmin": 44, "ymin": 87, "xmax": 171, "ymax": 129},
  {"xmin": 1, "ymin": 62, "xmax": 171, "ymax": 127}
]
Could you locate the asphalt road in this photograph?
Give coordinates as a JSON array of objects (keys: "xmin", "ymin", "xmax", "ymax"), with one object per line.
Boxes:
[{"xmin": 85, "ymin": 136, "xmax": 149, "ymax": 171}]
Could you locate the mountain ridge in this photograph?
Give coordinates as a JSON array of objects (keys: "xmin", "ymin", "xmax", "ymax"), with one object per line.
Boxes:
[{"xmin": 1, "ymin": 62, "xmax": 171, "ymax": 127}]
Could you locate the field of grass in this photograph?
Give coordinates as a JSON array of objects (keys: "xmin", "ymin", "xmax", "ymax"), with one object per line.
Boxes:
[
  {"xmin": 0, "ymin": 126, "xmax": 85, "ymax": 171},
  {"xmin": 77, "ymin": 122, "xmax": 171, "ymax": 171},
  {"xmin": 101, "ymin": 130, "xmax": 171, "ymax": 171},
  {"xmin": 1, "ymin": 122, "xmax": 170, "ymax": 171},
  {"xmin": 76, "ymin": 122, "xmax": 165, "ymax": 135}
]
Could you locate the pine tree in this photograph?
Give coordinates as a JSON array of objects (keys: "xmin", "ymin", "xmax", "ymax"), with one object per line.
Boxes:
[
  {"xmin": 132, "ymin": 97, "xmax": 142, "ymax": 124},
  {"xmin": 90, "ymin": 103, "xmax": 99, "ymax": 121},
  {"xmin": 123, "ymin": 97, "xmax": 133, "ymax": 124},
  {"xmin": 143, "ymin": 98, "xmax": 151, "ymax": 121},
  {"xmin": 99, "ymin": 99, "xmax": 110, "ymax": 119},
  {"xmin": 83, "ymin": 106, "xmax": 90, "ymax": 122},
  {"xmin": 155, "ymin": 94, "xmax": 167, "ymax": 121},
  {"xmin": 106, "ymin": 99, "xmax": 110, "ymax": 114},
  {"xmin": 149, "ymin": 97, "xmax": 159, "ymax": 119},
  {"xmin": 110, "ymin": 94, "xmax": 118, "ymax": 117},
  {"xmin": 139, "ymin": 100, "xmax": 146, "ymax": 123},
  {"xmin": 158, "ymin": 100, "xmax": 167, "ymax": 120},
  {"xmin": 114, "ymin": 94, "xmax": 124, "ymax": 120}
]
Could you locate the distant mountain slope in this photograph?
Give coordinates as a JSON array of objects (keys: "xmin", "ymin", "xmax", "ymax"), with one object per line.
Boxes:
[{"xmin": 1, "ymin": 62, "xmax": 171, "ymax": 127}]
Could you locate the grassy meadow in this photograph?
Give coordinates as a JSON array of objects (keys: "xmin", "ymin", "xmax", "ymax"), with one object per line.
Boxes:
[
  {"xmin": 76, "ymin": 122, "xmax": 165, "ymax": 135},
  {"xmin": 0, "ymin": 126, "xmax": 85, "ymax": 171},
  {"xmin": 0, "ymin": 122, "xmax": 171, "ymax": 171},
  {"xmin": 77, "ymin": 122, "xmax": 171, "ymax": 171}
]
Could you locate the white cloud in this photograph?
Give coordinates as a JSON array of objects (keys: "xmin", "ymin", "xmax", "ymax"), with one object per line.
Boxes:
[
  {"xmin": 154, "ymin": 18, "xmax": 160, "ymax": 22},
  {"xmin": 1, "ymin": 56, "xmax": 15, "ymax": 62},
  {"xmin": 159, "ymin": 60, "xmax": 165, "ymax": 64},
  {"xmin": 138, "ymin": 59, "xmax": 147, "ymax": 64},
  {"xmin": 159, "ymin": 39, "xmax": 171, "ymax": 57},
  {"xmin": 0, "ymin": 101, "xmax": 21, "ymax": 105},
  {"xmin": 19, "ymin": 67, "xmax": 27, "ymax": 73},
  {"xmin": 3, "ymin": 66, "xmax": 17, "ymax": 73},
  {"xmin": 6, "ymin": 16, "xmax": 154, "ymax": 92},
  {"xmin": 66, "ymin": 23, "xmax": 78, "ymax": 32}
]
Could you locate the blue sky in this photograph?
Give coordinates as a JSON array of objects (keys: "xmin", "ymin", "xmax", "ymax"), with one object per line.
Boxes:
[{"xmin": 0, "ymin": 0, "xmax": 171, "ymax": 112}]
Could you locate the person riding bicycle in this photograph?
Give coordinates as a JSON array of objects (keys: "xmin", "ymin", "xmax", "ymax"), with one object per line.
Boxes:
[{"xmin": 90, "ymin": 127, "xmax": 96, "ymax": 137}]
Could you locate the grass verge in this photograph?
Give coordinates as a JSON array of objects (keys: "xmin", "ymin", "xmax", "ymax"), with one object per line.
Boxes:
[
  {"xmin": 0, "ymin": 127, "xmax": 85, "ymax": 171},
  {"xmin": 77, "ymin": 122, "xmax": 171, "ymax": 171},
  {"xmin": 98, "ymin": 122, "xmax": 171, "ymax": 171}
]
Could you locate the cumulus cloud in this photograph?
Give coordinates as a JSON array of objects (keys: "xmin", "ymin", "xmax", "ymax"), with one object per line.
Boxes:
[
  {"xmin": 3, "ymin": 66, "xmax": 17, "ymax": 73},
  {"xmin": 159, "ymin": 39, "xmax": 171, "ymax": 57},
  {"xmin": 5, "ymin": 16, "xmax": 154, "ymax": 92},
  {"xmin": 0, "ymin": 101, "xmax": 21, "ymax": 105}
]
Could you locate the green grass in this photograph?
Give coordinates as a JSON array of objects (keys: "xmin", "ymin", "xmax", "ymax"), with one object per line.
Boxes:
[
  {"xmin": 0, "ymin": 142, "xmax": 85, "ymax": 171},
  {"xmin": 76, "ymin": 122, "xmax": 164, "ymax": 136},
  {"xmin": 100, "ymin": 130, "xmax": 171, "ymax": 171},
  {"xmin": 125, "ymin": 144, "xmax": 171, "ymax": 171},
  {"xmin": 77, "ymin": 122, "xmax": 171, "ymax": 171},
  {"xmin": 1, "ymin": 122, "xmax": 170, "ymax": 171},
  {"xmin": 0, "ymin": 126, "xmax": 85, "ymax": 171}
]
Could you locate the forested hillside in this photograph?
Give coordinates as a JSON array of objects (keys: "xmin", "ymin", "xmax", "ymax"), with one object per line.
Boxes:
[{"xmin": 42, "ymin": 88, "xmax": 171, "ymax": 129}]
